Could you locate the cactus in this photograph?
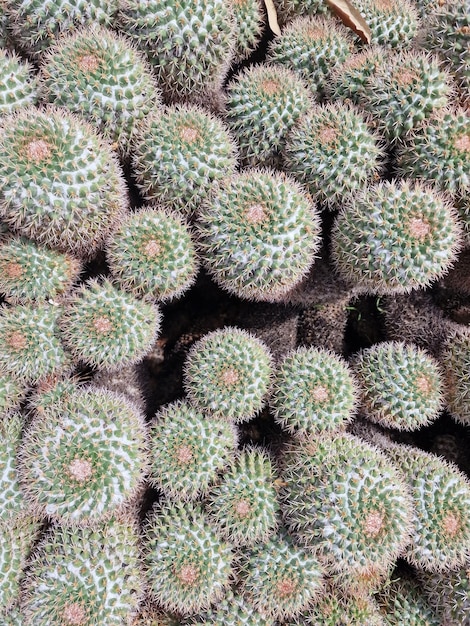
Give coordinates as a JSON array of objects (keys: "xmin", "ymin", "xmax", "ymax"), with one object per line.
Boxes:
[
  {"xmin": 0, "ymin": 49, "xmax": 38, "ymax": 115},
  {"xmin": 280, "ymin": 433, "xmax": 413, "ymax": 576},
  {"xmin": 384, "ymin": 443, "xmax": 470, "ymax": 571},
  {"xmin": 270, "ymin": 346, "xmax": 359, "ymax": 435},
  {"xmin": 232, "ymin": 0, "xmax": 264, "ymax": 62},
  {"xmin": 40, "ymin": 25, "xmax": 162, "ymax": 152},
  {"xmin": 375, "ymin": 575, "xmax": 440, "ymax": 626},
  {"xmin": 185, "ymin": 591, "xmax": 274, "ymax": 625},
  {"xmin": 0, "ymin": 414, "xmax": 28, "ymax": 520},
  {"xmin": 0, "ymin": 106, "xmax": 127, "ymax": 257},
  {"xmin": 224, "ymin": 64, "xmax": 313, "ymax": 167},
  {"xmin": 283, "ymin": 102, "xmax": 383, "ymax": 210},
  {"xmin": 440, "ymin": 326, "xmax": 470, "ymax": 425},
  {"xmin": 395, "ymin": 108, "xmax": 470, "ymax": 198},
  {"xmin": 305, "ymin": 590, "xmax": 386, "ymax": 625},
  {"xmin": 0, "ymin": 374, "xmax": 26, "ymax": 418},
  {"xmin": 144, "ymin": 501, "xmax": 234, "ymax": 615},
  {"xmin": 0, "ymin": 237, "xmax": 81, "ymax": 304},
  {"xmin": 331, "ymin": 180, "xmax": 463, "ymax": 294},
  {"xmin": 0, "ymin": 303, "xmax": 71, "ymax": 384},
  {"xmin": 149, "ymin": 400, "xmax": 237, "ymax": 501},
  {"xmin": 18, "ymin": 387, "xmax": 148, "ymax": 525},
  {"xmin": 21, "ymin": 517, "xmax": 143, "ymax": 625},
  {"xmin": 196, "ymin": 169, "xmax": 322, "ymax": 302},
  {"xmin": 326, "ymin": 46, "xmax": 385, "ymax": 104},
  {"xmin": 132, "ymin": 103, "xmax": 237, "ymax": 216},
  {"xmin": 183, "ymin": 327, "xmax": 273, "ymax": 423},
  {"xmin": 58, "ymin": 278, "xmax": 161, "ymax": 370},
  {"xmin": 238, "ymin": 532, "xmax": 324, "ymax": 620},
  {"xmin": 106, "ymin": 206, "xmax": 198, "ymax": 302},
  {"xmin": 350, "ymin": 0, "xmax": 419, "ymax": 48},
  {"xmin": 351, "ymin": 341, "xmax": 444, "ymax": 431},
  {"xmin": 271, "ymin": 0, "xmax": 328, "ymax": 27},
  {"xmin": 419, "ymin": 562, "xmax": 470, "ymax": 624},
  {"xmin": 205, "ymin": 447, "xmax": 280, "ymax": 546},
  {"xmin": 118, "ymin": 0, "xmax": 235, "ymax": 100}
]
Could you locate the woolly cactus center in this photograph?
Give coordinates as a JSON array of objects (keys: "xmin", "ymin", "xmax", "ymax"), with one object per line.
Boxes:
[
  {"xmin": 26, "ymin": 139, "xmax": 52, "ymax": 163},
  {"xmin": 245, "ymin": 203, "xmax": 268, "ymax": 224},
  {"xmin": 305, "ymin": 24, "xmax": 328, "ymax": 39},
  {"xmin": 318, "ymin": 125, "xmax": 339, "ymax": 147},
  {"xmin": 261, "ymin": 80, "xmax": 281, "ymax": 95},
  {"xmin": 219, "ymin": 366, "xmax": 240, "ymax": 386},
  {"xmin": 393, "ymin": 68, "xmax": 419, "ymax": 87},
  {"xmin": 6, "ymin": 330, "xmax": 27, "ymax": 350},
  {"xmin": 4, "ymin": 262, "xmax": 24, "ymax": 279},
  {"xmin": 175, "ymin": 444, "xmax": 194, "ymax": 465},
  {"xmin": 372, "ymin": 0, "xmax": 394, "ymax": 11},
  {"xmin": 407, "ymin": 216, "xmax": 431, "ymax": 241},
  {"xmin": 454, "ymin": 133, "xmax": 470, "ymax": 154},
  {"xmin": 311, "ymin": 384, "xmax": 330, "ymax": 403},
  {"xmin": 68, "ymin": 458, "xmax": 93, "ymax": 483},
  {"xmin": 234, "ymin": 499, "xmax": 252, "ymax": 518},
  {"xmin": 63, "ymin": 602, "xmax": 87, "ymax": 625},
  {"xmin": 442, "ymin": 511, "xmax": 461, "ymax": 537},
  {"xmin": 415, "ymin": 374, "xmax": 433, "ymax": 395},
  {"xmin": 363, "ymin": 510, "xmax": 385, "ymax": 537},
  {"xmin": 178, "ymin": 126, "xmax": 200, "ymax": 143},
  {"xmin": 77, "ymin": 54, "xmax": 101, "ymax": 73},
  {"xmin": 141, "ymin": 238, "xmax": 162, "ymax": 258},
  {"xmin": 176, "ymin": 563, "xmax": 200, "ymax": 586},
  {"xmin": 276, "ymin": 576, "xmax": 298, "ymax": 598},
  {"xmin": 92, "ymin": 315, "xmax": 113, "ymax": 334}
]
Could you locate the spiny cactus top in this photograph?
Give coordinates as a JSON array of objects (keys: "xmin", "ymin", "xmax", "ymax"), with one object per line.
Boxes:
[
  {"xmin": 351, "ymin": 341, "xmax": 444, "ymax": 431},
  {"xmin": 272, "ymin": 0, "xmax": 328, "ymax": 26},
  {"xmin": 440, "ymin": 326, "xmax": 470, "ymax": 425},
  {"xmin": 280, "ymin": 433, "xmax": 414, "ymax": 576},
  {"xmin": 0, "ymin": 107, "xmax": 127, "ymax": 257},
  {"xmin": 186, "ymin": 590, "xmax": 275, "ymax": 625},
  {"xmin": 271, "ymin": 346, "xmax": 359, "ymax": 435},
  {"xmin": 184, "ymin": 327, "xmax": 273, "ymax": 423},
  {"xmin": 375, "ymin": 576, "xmax": 440, "ymax": 626},
  {"xmin": 40, "ymin": 25, "xmax": 162, "ymax": 152},
  {"xmin": 331, "ymin": 180, "xmax": 463, "ymax": 295},
  {"xmin": 0, "ymin": 413, "xmax": 27, "ymax": 520},
  {"xmin": 18, "ymin": 387, "xmax": 148, "ymax": 525},
  {"xmin": 0, "ymin": 48, "xmax": 38, "ymax": 115},
  {"xmin": 118, "ymin": 0, "xmax": 235, "ymax": 100},
  {"xmin": 132, "ymin": 103, "xmax": 238, "ymax": 216},
  {"xmin": 0, "ymin": 373, "xmax": 26, "ymax": 418},
  {"xmin": 197, "ymin": 169, "xmax": 322, "ymax": 302},
  {"xmin": 144, "ymin": 501, "xmax": 234, "ymax": 615},
  {"xmin": 305, "ymin": 591, "xmax": 386, "ymax": 626},
  {"xmin": 351, "ymin": 0, "xmax": 419, "ymax": 48},
  {"xmin": 59, "ymin": 278, "xmax": 161, "ymax": 370},
  {"xmin": 231, "ymin": 0, "xmax": 264, "ymax": 62},
  {"xmin": 326, "ymin": 46, "xmax": 384, "ymax": 104},
  {"xmin": 21, "ymin": 517, "xmax": 143, "ymax": 625}
]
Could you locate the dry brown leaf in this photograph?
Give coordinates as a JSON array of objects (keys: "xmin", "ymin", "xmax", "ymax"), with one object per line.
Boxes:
[
  {"xmin": 263, "ymin": 0, "xmax": 282, "ymax": 36},
  {"xmin": 326, "ymin": 0, "xmax": 372, "ymax": 43}
]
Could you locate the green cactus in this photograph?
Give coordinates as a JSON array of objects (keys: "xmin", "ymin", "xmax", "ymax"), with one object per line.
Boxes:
[
  {"xmin": 283, "ymin": 102, "xmax": 383, "ymax": 210},
  {"xmin": 18, "ymin": 387, "xmax": 148, "ymax": 525},
  {"xmin": 225, "ymin": 64, "xmax": 313, "ymax": 167},
  {"xmin": 419, "ymin": 562, "xmax": 470, "ymax": 624},
  {"xmin": 305, "ymin": 590, "xmax": 386, "ymax": 625},
  {"xmin": 271, "ymin": 346, "xmax": 359, "ymax": 435},
  {"xmin": 196, "ymin": 169, "xmax": 322, "ymax": 302},
  {"xmin": 0, "ymin": 49, "xmax": 38, "ymax": 115},
  {"xmin": 21, "ymin": 516, "xmax": 143, "ymax": 625},
  {"xmin": 132, "ymin": 103, "xmax": 237, "ymax": 216},
  {"xmin": 144, "ymin": 501, "xmax": 234, "ymax": 615},
  {"xmin": 0, "ymin": 414, "xmax": 28, "ymax": 520},
  {"xmin": 440, "ymin": 327, "xmax": 470, "ymax": 425},
  {"xmin": 106, "ymin": 206, "xmax": 198, "ymax": 302},
  {"xmin": 118, "ymin": 0, "xmax": 235, "ymax": 100},
  {"xmin": 271, "ymin": 0, "xmax": 328, "ymax": 27},
  {"xmin": 58, "ymin": 278, "xmax": 161, "ymax": 370},
  {"xmin": 238, "ymin": 533, "xmax": 324, "ymax": 620},
  {"xmin": 149, "ymin": 400, "xmax": 237, "ymax": 501},
  {"xmin": 3, "ymin": 607, "xmax": 25, "ymax": 625},
  {"xmin": 0, "ymin": 237, "xmax": 81, "ymax": 304},
  {"xmin": 183, "ymin": 327, "xmax": 273, "ymax": 423},
  {"xmin": 351, "ymin": 0, "xmax": 419, "ymax": 48},
  {"xmin": 267, "ymin": 15, "xmax": 353, "ymax": 97},
  {"xmin": 395, "ymin": 108, "xmax": 470, "ymax": 198},
  {"xmin": 331, "ymin": 180, "xmax": 463, "ymax": 294},
  {"xmin": 0, "ymin": 303, "xmax": 71, "ymax": 384},
  {"xmin": 232, "ymin": 0, "xmax": 264, "ymax": 62},
  {"xmin": 28, "ymin": 375, "xmax": 81, "ymax": 417},
  {"xmin": 326, "ymin": 46, "xmax": 385, "ymax": 104},
  {"xmin": 375, "ymin": 576, "xmax": 440, "ymax": 626},
  {"xmin": 280, "ymin": 433, "xmax": 413, "ymax": 576},
  {"xmin": 0, "ymin": 106, "xmax": 127, "ymax": 257},
  {"xmin": 351, "ymin": 341, "xmax": 444, "ymax": 431},
  {"xmin": 0, "ymin": 374, "xmax": 27, "ymax": 418},
  {"xmin": 40, "ymin": 25, "xmax": 162, "ymax": 153},
  {"xmin": 384, "ymin": 443, "xmax": 470, "ymax": 571},
  {"xmin": 186, "ymin": 590, "xmax": 274, "ymax": 625},
  {"xmin": 205, "ymin": 448, "xmax": 280, "ymax": 546}
]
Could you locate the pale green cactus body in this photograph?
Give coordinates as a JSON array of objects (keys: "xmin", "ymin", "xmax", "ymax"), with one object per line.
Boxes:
[
  {"xmin": 186, "ymin": 590, "xmax": 274, "ymax": 625},
  {"xmin": 305, "ymin": 591, "xmax": 386, "ymax": 625},
  {"xmin": 441, "ymin": 327, "xmax": 470, "ymax": 425},
  {"xmin": 0, "ymin": 414, "xmax": 27, "ymax": 520},
  {"xmin": 0, "ymin": 49, "xmax": 38, "ymax": 115},
  {"xmin": 420, "ymin": 562, "xmax": 470, "ymax": 624},
  {"xmin": 272, "ymin": 0, "xmax": 328, "ymax": 27},
  {"xmin": 351, "ymin": 0, "xmax": 419, "ymax": 48},
  {"xmin": 232, "ymin": 0, "xmax": 264, "ymax": 61},
  {"xmin": 376, "ymin": 576, "xmax": 440, "ymax": 626},
  {"xmin": 327, "ymin": 47, "xmax": 384, "ymax": 104},
  {"xmin": 0, "ymin": 374, "xmax": 26, "ymax": 418}
]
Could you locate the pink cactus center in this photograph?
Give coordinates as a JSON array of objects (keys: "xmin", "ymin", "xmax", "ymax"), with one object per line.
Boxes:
[
  {"xmin": 179, "ymin": 126, "xmax": 200, "ymax": 143},
  {"xmin": 176, "ymin": 445, "xmax": 194, "ymax": 465},
  {"xmin": 176, "ymin": 563, "xmax": 200, "ymax": 586},
  {"xmin": 454, "ymin": 133, "xmax": 470, "ymax": 154},
  {"xmin": 234, "ymin": 499, "xmax": 252, "ymax": 518},
  {"xmin": 416, "ymin": 374, "xmax": 433, "ymax": 394},
  {"xmin": 442, "ymin": 511, "xmax": 461, "ymax": 537},
  {"xmin": 6, "ymin": 331, "xmax": 27, "ymax": 350},
  {"xmin": 27, "ymin": 139, "xmax": 52, "ymax": 163},
  {"xmin": 318, "ymin": 125, "xmax": 338, "ymax": 146},
  {"xmin": 77, "ymin": 54, "xmax": 101, "ymax": 72},
  {"xmin": 68, "ymin": 458, "xmax": 93, "ymax": 483},
  {"xmin": 276, "ymin": 577, "xmax": 298, "ymax": 598},
  {"xmin": 63, "ymin": 602, "xmax": 87, "ymax": 625},
  {"xmin": 312, "ymin": 384, "xmax": 329, "ymax": 403},
  {"xmin": 4, "ymin": 262, "xmax": 24, "ymax": 278},
  {"xmin": 363, "ymin": 510, "xmax": 385, "ymax": 537},
  {"xmin": 394, "ymin": 68, "xmax": 418, "ymax": 87},
  {"xmin": 245, "ymin": 203, "xmax": 267, "ymax": 224},
  {"xmin": 261, "ymin": 79, "xmax": 280, "ymax": 95},
  {"xmin": 93, "ymin": 316, "xmax": 113, "ymax": 334},
  {"xmin": 408, "ymin": 216, "xmax": 431, "ymax": 241},
  {"xmin": 142, "ymin": 239, "xmax": 162, "ymax": 258},
  {"xmin": 373, "ymin": 0, "xmax": 394, "ymax": 11},
  {"xmin": 220, "ymin": 367, "xmax": 240, "ymax": 386}
]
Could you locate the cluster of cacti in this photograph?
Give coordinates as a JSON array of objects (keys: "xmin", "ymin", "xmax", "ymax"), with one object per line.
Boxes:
[{"xmin": 1, "ymin": 0, "xmax": 470, "ymax": 623}]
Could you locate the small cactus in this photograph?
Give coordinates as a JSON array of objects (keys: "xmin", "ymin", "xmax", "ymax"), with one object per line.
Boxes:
[
  {"xmin": 419, "ymin": 562, "xmax": 470, "ymax": 624},
  {"xmin": 440, "ymin": 326, "xmax": 470, "ymax": 425},
  {"xmin": 0, "ymin": 49, "xmax": 38, "ymax": 115},
  {"xmin": 0, "ymin": 374, "xmax": 27, "ymax": 418},
  {"xmin": 375, "ymin": 575, "xmax": 440, "ymax": 626},
  {"xmin": 0, "ymin": 414, "xmax": 28, "ymax": 520},
  {"xmin": 232, "ymin": 0, "xmax": 264, "ymax": 62},
  {"xmin": 350, "ymin": 0, "xmax": 419, "ymax": 48}
]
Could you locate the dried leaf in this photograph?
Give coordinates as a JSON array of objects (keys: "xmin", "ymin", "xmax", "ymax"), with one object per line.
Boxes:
[
  {"xmin": 326, "ymin": 0, "xmax": 372, "ymax": 43},
  {"xmin": 263, "ymin": 0, "xmax": 282, "ymax": 36}
]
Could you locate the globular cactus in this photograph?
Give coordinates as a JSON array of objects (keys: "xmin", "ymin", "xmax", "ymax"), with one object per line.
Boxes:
[
  {"xmin": 205, "ymin": 448, "xmax": 280, "ymax": 546},
  {"xmin": 0, "ymin": 414, "xmax": 28, "ymax": 520},
  {"xmin": 184, "ymin": 327, "xmax": 273, "ymax": 423},
  {"xmin": 196, "ymin": 170, "xmax": 322, "ymax": 302},
  {"xmin": 144, "ymin": 501, "xmax": 234, "ymax": 615},
  {"xmin": 58, "ymin": 278, "xmax": 161, "ymax": 370},
  {"xmin": 231, "ymin": 0, "xmax": 264, "ymax": 62},
  {"xmin": 350, "ymin": 0, "xmax": 419, "ymax": 48},
  {"xmin": 375, "ymin": 575, "xmax": 440, "ymax": 626},
  {"xmin": 118, "ymin": 0, "xmax": 235, "ymax": 101},
  {"xmin": 132, "ymin": 104, "xmax": 237, "ymax": 216},
  {"xmin": 0, "ymin": 374, "xmax": 27, "ymax": 418},
  {"xmin": 186, "ymin": 590, "xmax": 274, "ymax": 625},
  {"xmin": 131, "ymin": 606, "xmax": 181, "ymax": 626},
  {"xmin": 271, "ymin": 0, "xmax": 328, "ymax": 27},
  {"xmin": 18, "ymin": 387, "xmax": 148, "ymax": 525},
  {"xmin": 326, "ymin": 46, "xmax": 384, "ymax": 104},
  {"xmin": 106, "ymin": 206, "xmax": 198, "ymax": 302},
  {"xmin": 270, "ymin": 346, "xmax": 359, "ymax": 435},
  {"xmin": 303, "ymin": 588, "xmax": 386, "ymax": 625},
  {"xmin": 440, "ymin": 326, "xmax": 470, "ymax": 425},
  {"xmin": 331, "ymin": 180, "xmax": 463, "ymax": 295},
  {"xmin": 266, "ymin": 15, "xmax": 353, "ymax": 97},
  {"xmin": 0, "ymin": 106, "xmax": 127, "ymax": 257},
  {"xmin": 238, "ymin": 532, "xmax": 324, "ymax": 620},
  {"xmin": 351, "ymin": 341, "xmax": 444, "ymax": 431},
  {"xmin": 149, "ymin": 400, "xmax": 237, "ymax": 501},
  {"xmin": 21, "ymin": 516, "xmax": 143, "ymax": 625},
  {"xmin": 224, "ymin": 64, "xmax": 313, "ymax": 167},
  {"xmin": 280, "ymin": 433, "xmax": 414, "ymax": 576},
  {"xmin": 0, "ymin": 237, "xmax": 81, "ymax": 304},
  {"xmin": 283, "ymin": 102, "xmax": 383, "ymax": 210},
  {"xmin": 419, "ymin": 562, "xmax": 470, "ymax": 624},
  {"xmin": 40, "ymin": 25, "xmax": 162, "ymax": 153},
  {"xmin": 0, "ymin": 49, "xmax": 38, "ymax": 115}
]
